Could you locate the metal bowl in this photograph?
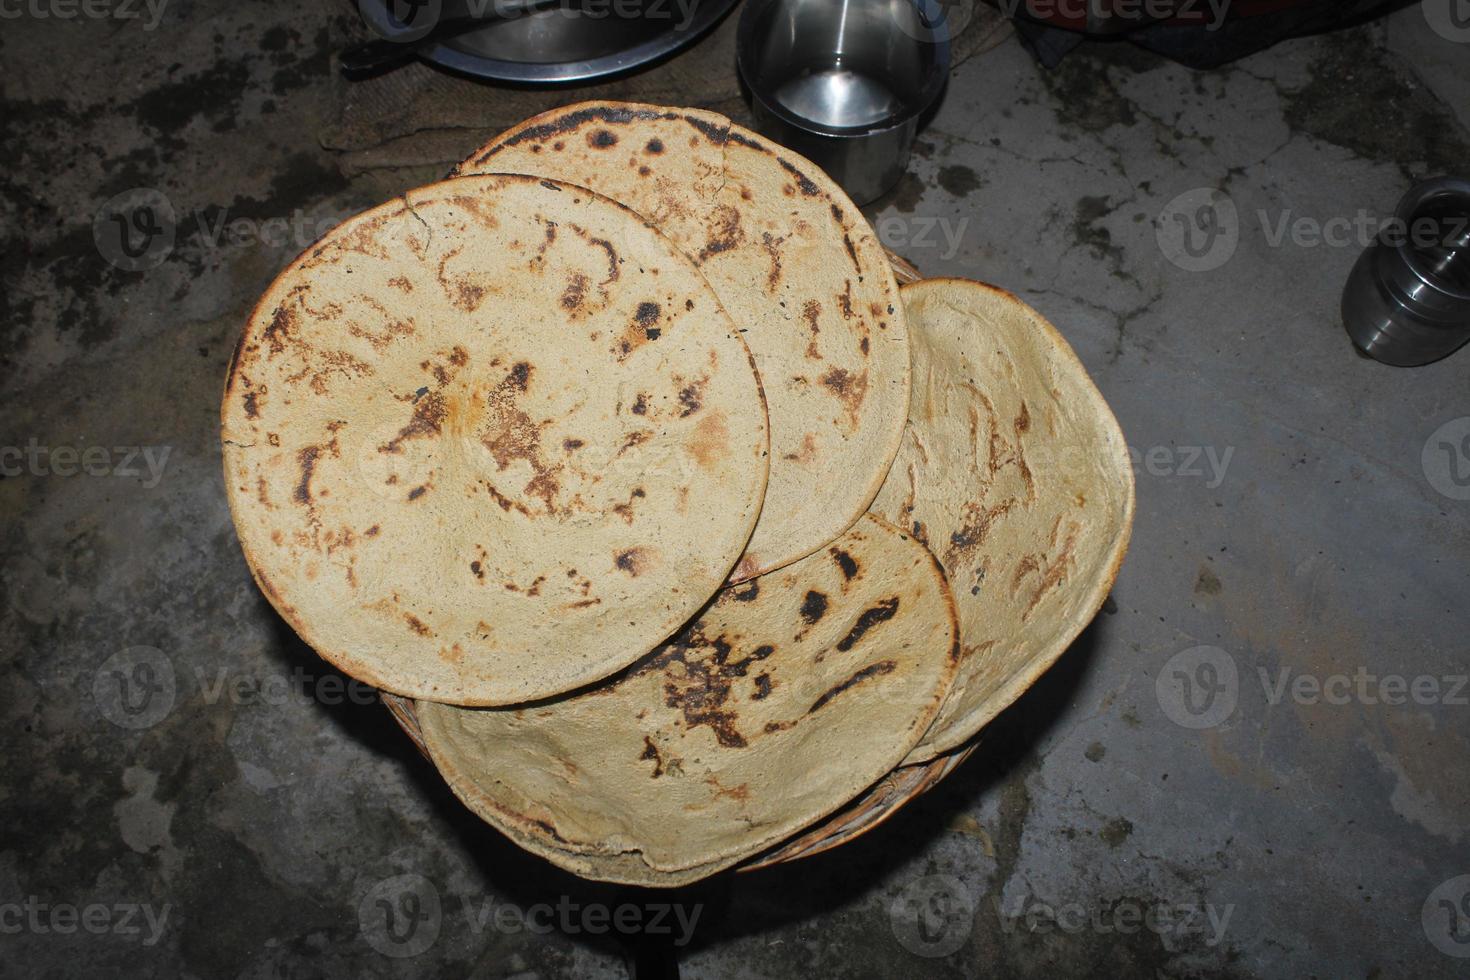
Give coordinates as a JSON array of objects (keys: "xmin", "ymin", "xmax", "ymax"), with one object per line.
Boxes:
[{"xmin": 372, "ymin": 0, "xmax": 741, "ymax": 84}]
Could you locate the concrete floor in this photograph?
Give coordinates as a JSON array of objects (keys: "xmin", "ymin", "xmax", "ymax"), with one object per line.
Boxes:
[{"xmin": 3, "ymin": 2, "xmax": 1469, "ymax": 977}]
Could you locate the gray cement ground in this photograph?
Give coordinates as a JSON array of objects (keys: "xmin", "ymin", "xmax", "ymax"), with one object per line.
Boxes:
[{"xmin": 3, "ymin": 2, "xmax": 1469, "ymax": 977}]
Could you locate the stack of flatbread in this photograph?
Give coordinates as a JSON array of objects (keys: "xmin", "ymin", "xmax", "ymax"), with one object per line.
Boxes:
[{"xmin": 222, "ymin": 102, "xmax": 1135, "ymax": 886}]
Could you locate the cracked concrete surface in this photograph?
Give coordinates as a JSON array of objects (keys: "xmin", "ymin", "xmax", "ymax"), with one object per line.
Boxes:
[{"xmin": 2, "ymin": 2, "xmax": 1468, "ymax": 977}]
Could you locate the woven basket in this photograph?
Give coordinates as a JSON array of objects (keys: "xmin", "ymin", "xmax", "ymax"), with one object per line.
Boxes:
[{"xmin": 379, "ymin": 248, "xmax": 978, "ymax": 873}]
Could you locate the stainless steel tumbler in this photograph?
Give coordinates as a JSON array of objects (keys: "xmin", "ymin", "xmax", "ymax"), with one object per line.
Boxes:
[
  {"xmin": 736, "ymin": 0, "xmax": 952, "ymax": 206},
  {"xmin": 1342, "ymin": 176, "xmax": 1470, "ymax": 367}
]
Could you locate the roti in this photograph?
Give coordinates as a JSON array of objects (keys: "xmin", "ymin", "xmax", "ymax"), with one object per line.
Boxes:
[
  {"xmin": 222, "ymin": 174, "xmax": 770, "ymax": 706},
  {"xmin": 871, "ymin": 279, "xmax": 1135, "ymax": 761},
  {"xmin": 454, "ymin": 101, "xmax": 909, "ymax": 580},
  {"xmin": 415, "ymin": 514, "xmax": 959, "ymax": 884}
]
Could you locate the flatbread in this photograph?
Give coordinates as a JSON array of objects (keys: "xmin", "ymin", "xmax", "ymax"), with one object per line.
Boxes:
[
  {"xmin": 871, "ymin": 279, "xmax": 1135, "ymax": 762},
  {"xmin": 415, "ymin": 514, "xmax": 959, "ymax": 884},
  {"xmin": 222, "ymin": 174, "xmax": 770, "ymax": 706},
  {"xmin": 454, "ymin": 101, "xmax": 909, "ymax": 580}
]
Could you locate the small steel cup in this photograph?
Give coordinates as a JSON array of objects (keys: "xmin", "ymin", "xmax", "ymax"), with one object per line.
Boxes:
[
  {"xmin": 1342, "ymin": 176, "xmax": 1470, "ymax": 367},
  {"xmin": 737, "ymin": 0, "xmax": 952, "ymax": 205}
]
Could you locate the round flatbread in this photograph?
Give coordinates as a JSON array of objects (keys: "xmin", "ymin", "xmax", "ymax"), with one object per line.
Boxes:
[
  {"xmin": 454, "ymin": 101, "xmax": 909, "ymax": 580},
  {"xmin": 871, "ymin": 279, "xmax": 1135, "ymax": 762},
  {"xmin": 415, "ymin": 514, "xmax": 959, "ymax": 884},
  {"xmin": 222, "ymin": 174, "xmax": 770, "ymax": 706}
]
